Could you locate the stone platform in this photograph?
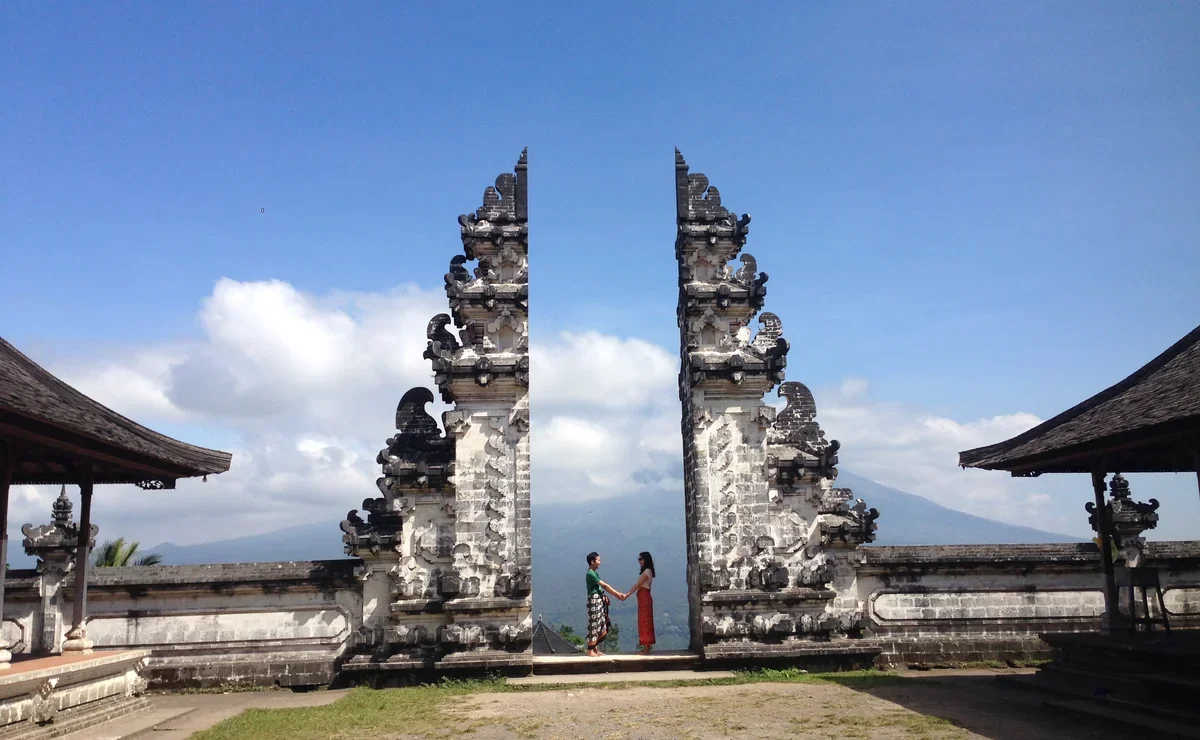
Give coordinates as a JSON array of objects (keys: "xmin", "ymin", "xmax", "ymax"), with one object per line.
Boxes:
[
  {"xmin": 1000, "ymin": 629, "xmax": 1200, "ymax": 738},
  {"xmin": 530, "ymin": 642, "xmax": 882, "ymax": 676},
  {"xmin": 0, "ymin": 650, "xmax": 150, "ymax": 739}
]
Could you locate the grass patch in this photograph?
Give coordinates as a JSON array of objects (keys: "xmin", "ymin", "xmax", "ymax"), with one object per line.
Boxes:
[
  {"xmin": 192, "ymin": 669, "xmax": 908, "ymax": 740},
  {"xmin": 908, "ymin": 658, "xmax": 1051, "ymax": 671},
  {"xmin": 192, "ymin": 678, "xmax": 505, "ymax": 740},
  {"xmin": 792, "ymin": 709, "xmax": 967, "ymax": 738}
]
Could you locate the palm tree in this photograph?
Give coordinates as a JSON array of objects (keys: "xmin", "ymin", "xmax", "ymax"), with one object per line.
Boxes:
[{"xmin": 92, "ymin": 537, "xmax": 162, "ymax": 567}]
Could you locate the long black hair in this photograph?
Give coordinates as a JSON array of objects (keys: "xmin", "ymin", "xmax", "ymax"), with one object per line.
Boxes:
[{"xmin": 638, "ymin": 551, "xmax": 655, "ymax": 577}]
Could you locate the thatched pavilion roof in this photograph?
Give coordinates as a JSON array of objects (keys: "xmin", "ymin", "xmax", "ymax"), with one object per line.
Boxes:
[
  {"xmin": 959, "ymin": 324, "xmax": 1200, "ymax": 476},
  {"xmin": 0, "ymin": 337, "xmax": 231, "ymax": 487}
]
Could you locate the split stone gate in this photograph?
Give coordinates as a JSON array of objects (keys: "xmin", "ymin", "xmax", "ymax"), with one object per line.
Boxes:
[{"xmin": 338, "ymin": 150, "xmax": 881, "ymax": 672}]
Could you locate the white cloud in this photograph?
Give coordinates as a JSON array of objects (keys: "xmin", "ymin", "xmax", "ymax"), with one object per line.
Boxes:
[
  {"xmin": 531, "ymin": 331, "xmax": 677, "ymax": 410},
  {"xmin": 811, "ymin": 384, "xmax": 1053, "ymax": 527},
  {"xmin": 839, "ymin": 377, "xmax": 870, "ymax": 399},
  {"xmin": 18, "ymin": 276, "xmax": 1195, "ymax": 552},
  {"xmin": 11, "ymin": 278, "xmax": 686, "ymax": 545},
  {"xmin": 13, "ymin": 279, "xmax": 448, "ymax": 548}
]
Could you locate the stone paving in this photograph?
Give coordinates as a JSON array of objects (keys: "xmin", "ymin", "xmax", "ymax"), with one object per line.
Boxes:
[{"xmin": 60, "ymin": 689, "xmax": 348, "ymax": 740}]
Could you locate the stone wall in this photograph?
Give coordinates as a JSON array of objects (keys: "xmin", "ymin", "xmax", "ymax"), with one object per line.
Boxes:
[
  {"xmin": 5, "ymin": 546, "xmax": 1199, "ymax": 687},
  {"xmin": 857, "ymin": 542, "xmax": 1200, "ymax": 666},
  {"xmin": 2, "ymin": 561, "xmax": 360, "ymax": 689}
]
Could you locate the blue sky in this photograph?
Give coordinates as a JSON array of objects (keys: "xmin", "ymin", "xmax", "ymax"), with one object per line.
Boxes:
[{"xmin": 2, "ymin": 3, "xmax": 1198, "ymax": 545}]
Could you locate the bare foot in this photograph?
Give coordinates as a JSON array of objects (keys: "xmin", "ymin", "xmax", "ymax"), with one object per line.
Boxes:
[{"xmin": 586, "ymin": 649, "xmax": 599, "ymax": 657}]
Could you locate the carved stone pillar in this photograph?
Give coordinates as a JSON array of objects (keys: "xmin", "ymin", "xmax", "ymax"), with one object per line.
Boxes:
[
  {"xmin": 674, "ymin": 151, "xmax": 878, "ymax": 660},
  {"xmin": 21, "ymin": 487, "xmax": 97, "ymax": 654}
]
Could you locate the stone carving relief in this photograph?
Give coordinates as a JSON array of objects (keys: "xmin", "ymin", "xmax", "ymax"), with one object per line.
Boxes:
[{"xmin": 484, "ymin": 416, "xmax": 514, "ymax": 564}]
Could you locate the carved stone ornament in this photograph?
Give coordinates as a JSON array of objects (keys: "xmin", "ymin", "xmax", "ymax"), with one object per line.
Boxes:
[
  {"xmin": 509, "ymin": 403, "xmax": 530, "ymax": 434},
  {"xmin": 820, "ymin": 499, "xmax": 880, "ymax": 548},
  {"xmin": 1086, "ymin": 473, "xmax": 1159, "ymax": 562},
  {"xmin": 443, "ymin": 410, "xmax": 471, "ymax": 437},
  {"xmin": 467, "ymin": 149, "xmax": 528, "ymax": 224},
  {"xmin": 22, "ymin": 486, "xmax": 98, "ymax": 568},
  {"xmin": 376, "ymin": 387, "xmax": 455, "ymax": 492},
  {"xmin": 32, "ymin": 678, "xmax": 59, "ymax": 724}
]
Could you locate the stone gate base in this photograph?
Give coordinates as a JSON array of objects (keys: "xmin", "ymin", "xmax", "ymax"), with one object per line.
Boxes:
[
  {"xmin": 0, "ymin": 650, "xmax": 150, "ymax": 739},
  {"xmin": 701, "ymin": 641, "xmax": 883, "ymax": 671},
  {"xmin": 336, "ymin": 652, "xmax": 533, "ymax": 689}
]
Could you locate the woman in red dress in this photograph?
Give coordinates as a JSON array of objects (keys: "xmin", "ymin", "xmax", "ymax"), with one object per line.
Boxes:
[{"xmin": 621, "ymin": 551, "xmax": 656, "ymax": 653}]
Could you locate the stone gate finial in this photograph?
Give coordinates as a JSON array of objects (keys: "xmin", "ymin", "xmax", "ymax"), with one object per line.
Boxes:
[
  {"xmin": 51, "ymin": 485, "xmax": 72, "ymax": 527},
  {"xmin": 675, "ymin": 148, "xmax": 733, "ymax": 223}
]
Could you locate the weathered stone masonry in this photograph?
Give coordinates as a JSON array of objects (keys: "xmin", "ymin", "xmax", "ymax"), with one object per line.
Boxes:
[
  {"xmin": 674, "ymin": 151, "xmax": 879, "ymax": 660},
  {"xmin": 340, "ymin": 150, "xmax": 532, "ymax": 673}
]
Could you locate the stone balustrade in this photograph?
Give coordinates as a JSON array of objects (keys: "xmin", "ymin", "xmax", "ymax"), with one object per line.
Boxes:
[
  {"xmin": 857, "ymin": 541, "xmax": 1200, "ymax": 666},
  {"xmin": 1, "ymin": 560, "xmax": 360, "ymax": 689}
]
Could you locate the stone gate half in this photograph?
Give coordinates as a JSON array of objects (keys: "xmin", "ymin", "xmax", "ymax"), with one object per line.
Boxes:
[
  {"xmin": 341, "ymin": 150, "xmax": 532, "ymax": 673},
  {"xmin": 674, "ymin": 150, "xmax": 880, "ymax": 661}
]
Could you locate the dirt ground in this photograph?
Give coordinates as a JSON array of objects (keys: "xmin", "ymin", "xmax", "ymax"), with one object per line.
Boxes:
[{"xmin": 430, "ymin": 677, "xmax": 1125, "ymax": 740}]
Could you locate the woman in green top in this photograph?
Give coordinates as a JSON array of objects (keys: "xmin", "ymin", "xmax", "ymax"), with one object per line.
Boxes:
[{"xmin": 584, "ymin": 551, "xmax": 625, "ymax": 656}]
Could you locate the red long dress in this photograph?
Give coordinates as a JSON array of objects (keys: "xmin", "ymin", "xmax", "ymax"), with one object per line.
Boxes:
[{"xmin": 637, "ymin": 585, "xmax": 655, "ymax": 646}]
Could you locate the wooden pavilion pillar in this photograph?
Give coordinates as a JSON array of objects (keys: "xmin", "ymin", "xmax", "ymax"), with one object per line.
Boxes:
[
  {"xmin": 1192, "ymin": 447, "xmax": 1200, "ymax": 504},
  {"xmin": 62, "ymin": 466, "xmax": 94, "ymax": 653},
  {"xmin": 1091, "ymin": 465, "xmax": 1121, "ymax": 631},
  {"xmin": 0, "ymin": 443, "xmax": 14, "ymax": 668}
]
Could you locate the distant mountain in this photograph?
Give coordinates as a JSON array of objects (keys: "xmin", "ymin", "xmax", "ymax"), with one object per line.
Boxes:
[
  {"xmin": 147, "ymin": 523, "xmax": 347, "ymax": 565},
  {"xmin": 40, "ymin": 472, "xmax": 1073, "ymax": 652},
  {"xmin": 834, "ymin": 471, "xmax": 1080, "ymax": 546}
]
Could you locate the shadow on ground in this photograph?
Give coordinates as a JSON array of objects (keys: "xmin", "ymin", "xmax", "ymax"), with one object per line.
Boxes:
[{"xmin": 827, "ymin": 673, "xmax": 1125, "ymax": 740}]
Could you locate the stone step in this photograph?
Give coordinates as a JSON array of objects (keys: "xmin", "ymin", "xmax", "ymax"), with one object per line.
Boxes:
[
  {"xmin": 532, "ymin": 650, "xmax": 701, "ymax": 675},
  {"xmin": 1140, "ymin": 673, "xmax": 1200, "ymax": 704},
  {"xmin": 1043, "ymin": 698, "xmax": 1200, "ymax": 740},
  {"xmin": 511, "ymin": 669, "xmax": 736, "ymax": 686},
  {"xmin": 57, "ymin": 706, "xmax": 195, "ymax": 740},
  {"xmin": 3, "ymin": 697, "xmax": 153, "ymax": 740},
  {"xmin": 1036, "ymin": 663, "xmax": 1152, "ymax": 699},
  {"xmin": 1092, "ymin": 695, "xmax": 1200, "ymax": 727},
  {"xmin": 1001, "ymin": 663, "xmax": 1200, "ymax": 721}
]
